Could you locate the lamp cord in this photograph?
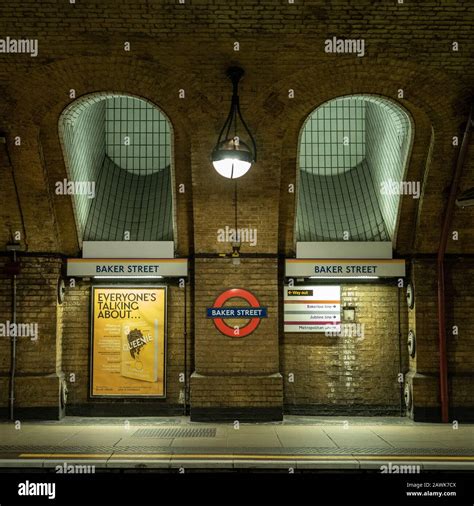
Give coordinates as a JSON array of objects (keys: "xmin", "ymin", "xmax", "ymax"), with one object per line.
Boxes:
[
  {"xmin": 234, "ymin": 180, "xmax": 238, "ymax": 232},
  {"xmin": 233, "ymin": 96, "xmax": 238, "ymax": 139}
]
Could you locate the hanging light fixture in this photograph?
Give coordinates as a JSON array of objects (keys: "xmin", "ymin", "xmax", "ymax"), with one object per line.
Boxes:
[{"xmin": 212, "ymin": 66, "xmax": 257, "ymax": 179}]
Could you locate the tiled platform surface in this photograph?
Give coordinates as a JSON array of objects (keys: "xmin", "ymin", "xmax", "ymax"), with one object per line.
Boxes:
[{"xmin": 0, "ymin": 416, "xmax": 472, "ymax": 470}]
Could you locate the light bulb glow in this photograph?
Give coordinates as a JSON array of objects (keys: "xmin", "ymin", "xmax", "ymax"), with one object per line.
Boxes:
[
  {"xmin": 213, "ymin": 158, "xmax": 251, "ymax": 179},
  {"xmin": 93, "ymin": 275, "xmax": 164, "ymax": 279},
  {"xmin": 309, "ymin": 276, "xmax": 379, "ymax": 279}
]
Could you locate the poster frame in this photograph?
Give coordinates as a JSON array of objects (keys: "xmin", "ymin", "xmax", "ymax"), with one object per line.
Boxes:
[{"xmin": 89, "ymin": 284, "xmax": 168, "ymax": 399}]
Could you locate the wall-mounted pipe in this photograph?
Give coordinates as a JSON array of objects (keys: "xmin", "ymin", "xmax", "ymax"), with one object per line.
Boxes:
[
  {"xmin": 183, "ymin": 279, "xmax": 187, "ymax": 415},
  {"xmin": 397, "ymin": 283, "xmax": 403, "ymax": 416},
  {"xmin": 7, "ymin": 247, "xmax": 19, "ymax": 420},
  {"xmin": 437, "ymin": 103, "xmax": 473, "ymax": 423}
]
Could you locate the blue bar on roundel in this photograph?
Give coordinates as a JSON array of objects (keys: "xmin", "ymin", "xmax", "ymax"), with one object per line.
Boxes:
[{"xmin": 206, "ymin": 307, "xmax": 268, "ymax": 318}]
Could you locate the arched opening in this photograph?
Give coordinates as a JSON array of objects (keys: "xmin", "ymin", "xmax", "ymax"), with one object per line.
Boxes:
[
  {"xmin": 296, "ymin": 95, "xmax": 413, "ymax": 243},
  {"xmin": 59, "ymin": 93, "xmax": 174, "ymax": 243}
]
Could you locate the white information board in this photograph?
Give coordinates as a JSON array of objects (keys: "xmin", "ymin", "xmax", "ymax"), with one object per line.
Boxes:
[{"xmin": 284, "ymin": 285, "xmax": 341, "ymax": 333}]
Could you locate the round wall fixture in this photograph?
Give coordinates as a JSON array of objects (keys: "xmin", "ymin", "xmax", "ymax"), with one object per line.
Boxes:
[
  {"xmin": 404, "ymin": 382, "xmax": 413, "ymax": 411},
  {"xmin": 57, "ymin": 277, "xmax": 66, "ymax": 305},
  {"xmin": 406, "ymin": 282, "xmax": 415, "ymax": 309},
  {"xmin": 407, "ymin": 330, "xmax": 416, "ymax": 358},
  {"xmin": 60, "ymin": 379, "xmax": 68, "ymax": 410}
]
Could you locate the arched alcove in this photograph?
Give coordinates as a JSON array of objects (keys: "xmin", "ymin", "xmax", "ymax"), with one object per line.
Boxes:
[
  {"xmin": 59, "ymin": 93, "xmax": 175, "ymax": 243},
  {"xmin": 296, "ymin": 95, "xmax": 413, "ymax": 242}
]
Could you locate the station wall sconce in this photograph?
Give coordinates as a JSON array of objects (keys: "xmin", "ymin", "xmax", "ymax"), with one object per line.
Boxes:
[
  {"xmin": 211, "ymin": 66, "xmax": 257, "ymax": 179},
  {"xmin": 404, "ymin": 381, "xmax": 413, "ymax": 412},
  {"xmin": 57, "ymin": 277, "xmax": 66, "ymax": 305},
  {"xmin": 407, "ymin": 329, "xmax": 416, "ymax": 358},
  {"xmin": 406, "ymin": 281, "xmax": 415, "ymax": 310},
  {"xmin": 231, "ymin": 242, "xmax": 241, "ymax": 266},
  {"xmin": 342, "ymin": 306, "xmax": 356, "ymax": 321}
]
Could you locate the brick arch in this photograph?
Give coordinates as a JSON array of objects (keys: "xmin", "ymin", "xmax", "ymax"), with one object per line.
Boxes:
[
  {"xmin": 58, "ymin": 91, "xmax": 177, "ymax": 246},
  {"xmin": 2, "ymin": 56, "xmax": 200, "ymax": 255},
  {"xmin": 295, "ymin": 94, "xmax": 414, "ymax": 244},
  {"xmin": 3, "ymin": 55, "xmax": 211, "ymax": 126},
  {"xmin": 246, "ymin": 59, "xmax": 466, "ymax": 255}
]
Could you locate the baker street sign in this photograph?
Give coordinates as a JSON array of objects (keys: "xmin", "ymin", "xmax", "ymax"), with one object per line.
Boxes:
[
  {"xmin": 67, "ymin": 259, "xmax": 188, "ymax": 278},
  {"xmin": 207, "ymin": 288, "xmax": 267, "ymax": 338},
  {"xmin": 285, "ymin": 259, "xmax": 405, "ymax": 278}
]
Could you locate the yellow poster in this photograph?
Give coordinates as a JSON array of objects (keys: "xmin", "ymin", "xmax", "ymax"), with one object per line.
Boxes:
[{"xmin": 91, "ymin": 286, "xmax": 166, "ymax": 397}]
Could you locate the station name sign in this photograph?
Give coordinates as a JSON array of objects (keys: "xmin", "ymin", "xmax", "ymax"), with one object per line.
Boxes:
[
  {"xmin": 207, "ymin": 307, "xmax": 267, "ymax": 318},
  {"xmin": 67, "ymin": 259, "xmax": 188, "ymax": 278},
  {"xmin": 285, "ymin": 259, "xmax": 405, "ymax": 278},
  {"xmin": 207, "ymin": 288, "xmax": 267, "ymax": 338}
]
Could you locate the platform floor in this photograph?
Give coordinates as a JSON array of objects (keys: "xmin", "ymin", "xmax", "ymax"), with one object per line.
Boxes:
[{"xmin": 0, "ymin": 416, "xmax": 472, "ymax": 470}]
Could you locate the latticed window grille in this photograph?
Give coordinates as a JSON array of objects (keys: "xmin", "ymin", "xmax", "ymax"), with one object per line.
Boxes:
[
  {"xmin": 296, "ymin": 95, "xmax": 412, "ymax": 242},
  {"xmin": 60, "ymin": 94, "xmax": 173, "ymax": 242}
]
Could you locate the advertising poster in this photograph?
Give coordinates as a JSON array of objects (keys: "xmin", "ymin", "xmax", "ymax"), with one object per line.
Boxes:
[
  {"xmin": 91, "ymin": 286, "xmax": 166, "ymax": 397},
  {"xmin": 284, "ymin": 285, "xmax": 341, "ymax": 333}
]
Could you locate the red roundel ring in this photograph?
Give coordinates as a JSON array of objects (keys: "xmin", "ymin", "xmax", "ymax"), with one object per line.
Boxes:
[{"xmin": 213, "ymin": 288, "xmax": 261, "ymax": 338}]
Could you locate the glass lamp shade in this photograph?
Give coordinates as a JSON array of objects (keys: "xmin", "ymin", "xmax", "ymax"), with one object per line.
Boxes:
[
  {"xmin": 211, "ymin": 139, "xmax": 254, "ymax": 179},
  {"xmin": 212, "ymin": 158, "xmax": 251, "ymax": 179}
]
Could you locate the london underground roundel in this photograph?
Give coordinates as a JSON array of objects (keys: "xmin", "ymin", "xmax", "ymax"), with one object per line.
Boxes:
[{"xmin": 206, "ymin": 288, "xmax": 267, "ymax": 338}]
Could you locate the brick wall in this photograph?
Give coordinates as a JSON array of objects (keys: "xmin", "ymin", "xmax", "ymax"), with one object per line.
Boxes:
[
  {"xmin": 61, "ymin": 279, "xmax": 192, "ymax": 416},
  {"xmin": 193, "ymin": 258, "xmax": 279, "ymax": 374},
  {"xmin": 0, "ymin": 256, "xmax": 63, "ymax": 416},
  {"xmin": 190, "ymin": 257, "xmax": 283, "ymax": 420},
  {"xmin": 0, "ymin": 1, "xmax": 472, "ymax": 256},
  {"xmin": 405, "ymin": 258, "xmax": 474, "ymax": 421},
  {"xmin": 0, "ymin": 257, "xmax": 12, "ymax": 382},
  {"xmin": 0, "ymin": 1, "xmax": 472, "ymax": 421},
  {"xmin": 282, "ymin": 283, "xmax": 409, "ymax": 415}
]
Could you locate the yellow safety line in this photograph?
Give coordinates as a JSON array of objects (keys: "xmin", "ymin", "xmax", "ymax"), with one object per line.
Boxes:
[
  {"xmin": 17, "ymin": 453, "xmax": 474, "ymax": 461},
  {"xmin": 19, "ymin": 454, "xmax": 107, "ymax": 458},
  {"xmin": 354, "ymin": 456, "xmax": 474, "ymax": 461}
]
